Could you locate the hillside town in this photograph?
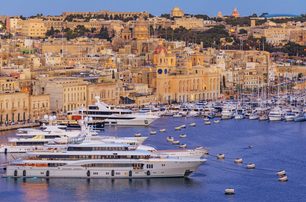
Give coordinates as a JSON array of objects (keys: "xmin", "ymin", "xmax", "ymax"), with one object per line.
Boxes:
[{"xmin": 0, "ymin": 7, "xmax": 305, "ymax": 125}]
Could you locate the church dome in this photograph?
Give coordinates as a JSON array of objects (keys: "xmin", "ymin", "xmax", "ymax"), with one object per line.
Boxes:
[{"xmin": 171, "ymin": 7, "xmax": 184, "ymax": 17}]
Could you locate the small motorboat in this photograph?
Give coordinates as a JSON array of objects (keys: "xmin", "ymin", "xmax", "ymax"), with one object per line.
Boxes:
[
  {"xmin": 214, "ymin": 120, "xmax": 220, "ymax": 124},
  {"xmin": 172, "ymin": 140, "xmax": 180, "ymax": 145},
  {"xmin": 180, "ymin": 124, "xmax": 186, "ymax": 128},
  {"xmin": 246, "ymin": 163, "xmax": 256, "ymax": 169},
  {"xmin": 249, "ymin": 114, "xmax": 259, "ymax": 120},
  {"xmin": 224, "ymin": 188, "xmax": 235, "ymax": 195},
  {"xmin": 217, "ymin": 153, "xmax": 225, "ymax": 160},
  {"xmin": 166, "ymin": 136, "xmax": 174, "ymax": 142},
  {"xmin": 179, "ymin": 144, "xmax": 187, "ymax": 148},
  {"xmin": 189, "ymin": 123, "xmax": 196, "ymax": 127},
  {"xmin": 277, "ymin": 170, "xmax": 286, "ymax": 177},
  {"xmin": 173, "ymin": 114, "xmax": 183, "ymax": 118},
  {"xmin": 175, "ymin": 126, "xmax": 181, "ymax": 131},
  {"xmin": 204, "ymin": 117, "xmax": 210, "ymax": 121},
  {"xmin": 205, "ymin": 121, "xmax": 211, "ymax": 125},
  {"xmin": 234, "ymin": 114, "xmax": 244, "ymax": 120},
  {"xmin": 294, "ymin": 114, "xmax": 306, "ymax": 122},
  {"xmin": 278, "ymin": 175, "xmax": 288, "ymax": 182},
  {"xmin": 234, "ymin": 158, "xmax": 243, "ymax": 164},
  {"xmin": 160, "ymin": 129, "xmax": 166, "ymax": 132},
  {"xmin": 179, "ymin": 134, "xmax": 187, "ymax": 138},
  {"xmin": 284, "ymin": 112, "xmax": 296, "ymax": 122},
  {"xmin": 150, "ymin": 131, "xmax": 157, "ymax": 135},
  {"xmin": 134, "ymin": 133, "xmax": 141, "ymax": 137}
]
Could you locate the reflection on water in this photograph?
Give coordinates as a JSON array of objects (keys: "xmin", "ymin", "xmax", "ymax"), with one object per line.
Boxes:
[
  {"xmin": 6, "ymin": 177, "xmax": 200, "ymax": 191},
  {"xmin": 2, "ymin": 177, "xmax": 201, "ymax": 202}
]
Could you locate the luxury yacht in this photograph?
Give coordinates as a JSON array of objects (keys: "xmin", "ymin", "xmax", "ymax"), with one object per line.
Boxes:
[
  {"xmin": 0, "ymin": 132, "xmax": 86, "ymax": 153},
  {"xmin": 68, "ymin": 97, "xmax": 159, "ymax": 126},
  {"xmin": 5, "ymin": 141, "xmax": 206, "ymax": 178},
  {"xmin": 137, "ymin": 145, "xmax": 208, "ymax": 159},
  {"xmin": 0, "ymin": 125, "xmax": 147, "ymax": 153}
]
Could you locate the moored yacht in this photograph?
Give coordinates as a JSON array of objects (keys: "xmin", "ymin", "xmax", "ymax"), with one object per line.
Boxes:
[
  {"xmin": 249, "ymin": 110, "xmax": 259, "ymax": 120},
  {"xmin": 269, "ymin": 107, "xmax": 283, "ymax": 121},
  {"xmin": 5, "ymin": 141, "xmax": 206, "ymax": 178},
  {"xmin": 284, "ymin": 112, "xmax": 298, "ymax": 121},
  {"xmin": 68, "ymin": 97, "xmax": 159, "ymax": 126},
  {"xmin": 0, "ymin": 124, "xmax": 147, "ymax": 153},
  {"xmin": 221, "ymin": 108, "xmax": 234, "ymax": 120}
]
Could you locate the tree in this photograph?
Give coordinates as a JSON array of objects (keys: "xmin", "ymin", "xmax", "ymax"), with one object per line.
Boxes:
[
  {"xmin": 239, "ymin": 29, "xmax": 248, "ymax": 34},
  {"xmin": 74, "ymin": 25, "xmax": 90, "ymax": 37},
  {"xmin": 46, "ymin": 27, "xmax": 55, "ymax": 37},
  {"xmin": 193, "ymin": 14, "xmax": 210, "ymax": 20},
  {"xmin": 90, "ymin": 27, "xmax": 97, "ymax": 33},
  {"xmin": 225, "ymin": 17, "xmax": 250, "ymax": 26},
  {"xmin": 97, "ymin": 27, "xmax": 110, "ymax": 40},
  {"xmin": 160, "ymin": 14, "xmax": 171, "ymax": 19}
]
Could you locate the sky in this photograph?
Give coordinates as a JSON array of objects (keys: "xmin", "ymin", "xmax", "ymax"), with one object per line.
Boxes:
[{"xmin": 0, "ymin": 0, "xmax": 305, "ymax": 17}]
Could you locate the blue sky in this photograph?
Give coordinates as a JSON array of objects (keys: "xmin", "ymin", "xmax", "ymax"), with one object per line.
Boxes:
[{"xmin": 0, "ymin": 0, "xmax": 305, "ymax": 17}]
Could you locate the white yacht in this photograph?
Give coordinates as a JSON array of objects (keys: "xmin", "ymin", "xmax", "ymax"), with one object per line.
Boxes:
[
  {"xmin": 0, "ymin": 125, "xmax": 147, "ymax": 153},
  {"xmin": 221, "ymin": 107, "xmax": 234, "ymax": 120},
  {"xmin": 234, "ymin": 114, "xmax": 244, "ymax": 120},
  {"xmin": 269, "ymin": 107, "xmax": 283, "ymax": 121},
  {"xmin": 284, "ymin": 112, "xmax": 296, "ymax": 121},
  {"xmin": 0, "ymin": 135, "xmax": 54, "ymax": 153},
  {"xmin": 68, "ymin": 97, "xmax": 159, "ymax": 126},
  {"xmin": 5, "ymin": 141, "xmax": 206, "ymax": 178},
  {"xmin": 249, "ymin": 110, "xmax": 259, "ymax": 120}
]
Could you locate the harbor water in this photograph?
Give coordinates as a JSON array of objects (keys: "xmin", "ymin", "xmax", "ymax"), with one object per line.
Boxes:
[{"xmin": 0, "ymin": 117, "xmax": 306, "ymax": 202}]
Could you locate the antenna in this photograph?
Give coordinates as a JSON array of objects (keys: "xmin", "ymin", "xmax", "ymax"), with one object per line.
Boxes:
[{"xmin": 94, "ymin": 96, "xmax": 101, "ymax": 103}]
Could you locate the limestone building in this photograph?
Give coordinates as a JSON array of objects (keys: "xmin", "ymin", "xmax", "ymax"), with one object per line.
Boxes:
[
  {"xmin": 0, "ymin": 92, "xmax": 29, "ymax": 124},
  {"xmin": 20, "ymin": 19, "xmax": 47, "ymax": 38},
  {"xmin": 44, "ymin": 78, "xmax": 88, "ymax": 113},
  {"xmin": 133, "ymin": 16, "xmax": 149, "ymax": 40},
  {"xmin": 153, "ymin": 45, "xmax": 220, "ymax": 103}
]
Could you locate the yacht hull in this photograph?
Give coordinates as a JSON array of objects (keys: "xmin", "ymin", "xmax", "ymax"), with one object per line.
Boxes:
[
  {"xmin": 104, "ymin": 117, "xmax": 156, "ymax": 126},
  {"xmin": 269, "ymin": 116, "xmax": 282, "ymax": 121},
  {"xmin": 5, "ymin": 160, "xmax": 205, "ymax": 178}
]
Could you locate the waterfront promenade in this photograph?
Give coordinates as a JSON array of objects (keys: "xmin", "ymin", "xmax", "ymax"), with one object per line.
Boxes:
[{"xmin": 0, "ymin": 123, "xmax": 40, "ymax": 132}]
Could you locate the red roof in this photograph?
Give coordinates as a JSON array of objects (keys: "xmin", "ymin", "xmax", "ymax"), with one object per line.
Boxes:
[{"xmin": 154, "ymin": 45, "xmax": 167, "ymax": 54}]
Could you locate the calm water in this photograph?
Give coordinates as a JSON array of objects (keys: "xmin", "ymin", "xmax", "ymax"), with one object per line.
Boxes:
[{"xmin": 0, "ymin": 117, "xmax": 306, "ymax": 202}]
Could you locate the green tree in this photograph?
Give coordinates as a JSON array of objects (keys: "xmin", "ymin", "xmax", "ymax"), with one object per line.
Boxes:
[
  {"xmin": 46, "ymin": 26, "xmax": 55, "ymax": 37},
  {"xmin": 97, "ymin": 27, "xmax": 110, "ymax": 40},
  {"xmin": 239, "ymin": 29, "xmax": 248, "ymax": 34}
]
